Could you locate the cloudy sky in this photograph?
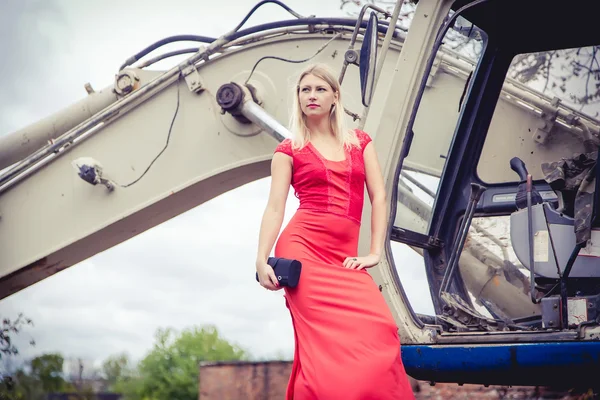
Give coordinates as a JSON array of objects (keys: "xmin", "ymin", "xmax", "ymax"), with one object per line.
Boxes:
[{"xmin": 0, "ymin": 0, "xmax": 434, "ymax": 376}]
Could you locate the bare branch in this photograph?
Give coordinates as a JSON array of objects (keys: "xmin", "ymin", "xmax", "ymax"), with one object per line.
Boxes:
[{"xmin": 0, "ymin": 313, "xmax": 34, "ymax": 358}]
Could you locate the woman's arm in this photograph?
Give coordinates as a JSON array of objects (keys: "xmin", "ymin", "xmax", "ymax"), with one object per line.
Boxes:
[
  {"xmin": 255, "ymin": 152, "xmax": 293, "ymax": 290},
  {"xmin": 343, "ymin": 141, "xmax": 388, "ymax": 270},
  {"xmin": 363, "ymin": 141, "xmax": 388, "ymax": 260}
]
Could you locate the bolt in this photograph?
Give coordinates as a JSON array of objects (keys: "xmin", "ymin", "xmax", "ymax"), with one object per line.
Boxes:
[
  {"xmin": 84, "ymin": 82, "xmax": 95, "ymax": 94},
  {"xmin": 117, "ymin": 75, "xmax": 134, "ymax": 94},
  {"xmin": 344, "ymin": 50, "xmax": 359, "ymax": 64},
  {"xmin": 216, "ymin": 83, "xmax": 244, "ymax": 110}
]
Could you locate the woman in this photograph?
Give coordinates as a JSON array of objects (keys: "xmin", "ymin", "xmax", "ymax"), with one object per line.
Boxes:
[{"xmin": 255, "ymin": 63, "xmax": 415, "ymax": 400}]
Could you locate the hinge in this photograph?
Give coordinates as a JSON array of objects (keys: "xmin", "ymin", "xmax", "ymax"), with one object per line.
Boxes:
[
  {"xmin": 428, "ymin": 236, "xmax": 443, "ymax": 248},
  {"xmin": 391, "ymin": 227, "xmax": 443, "ymax": 250}
]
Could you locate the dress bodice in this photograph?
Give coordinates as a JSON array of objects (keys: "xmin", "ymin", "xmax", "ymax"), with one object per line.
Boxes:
[{"xmin": 274, "ymin": 130, "xmax": 372, "ymax": 225}]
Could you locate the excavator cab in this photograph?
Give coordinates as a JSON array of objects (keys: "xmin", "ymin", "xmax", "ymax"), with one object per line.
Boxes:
[{"xmin": 390, "ymin": 0, "xmax": 600, "ymax": 389}]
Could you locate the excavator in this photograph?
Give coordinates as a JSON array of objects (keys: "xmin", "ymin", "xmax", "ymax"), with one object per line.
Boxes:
[{"xmin": 1, "ymin": 0, "xmax": 599, "ymax": 391}]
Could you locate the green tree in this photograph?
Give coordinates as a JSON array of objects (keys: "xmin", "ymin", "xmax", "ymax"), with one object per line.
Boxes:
[
  {"xmin": 102, "ymin": 352, "xmax": 143, "ymax": 399},
  {"xmin": 30, "ymin": 353, "xmax": 67, "ymax": 393},
  {"xmin": 0, "ymin": 353, "xmax": 73, "ymax": 400},
  {"xmin": 1, "ymin": 369, "xmax": 44, "ymax": 400},
  {"xmin": 114, "ymin": 325, "xmax": 248, "ymax": 400},
  {"xmin": 102, "ymin": 352, "xmax": 133, "ymax": 387}
]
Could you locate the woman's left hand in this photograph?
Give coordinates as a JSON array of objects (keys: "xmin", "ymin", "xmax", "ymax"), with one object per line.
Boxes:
[{"xmin": 343, "ymin": 254, "xmax": 381, "ymax": 270}]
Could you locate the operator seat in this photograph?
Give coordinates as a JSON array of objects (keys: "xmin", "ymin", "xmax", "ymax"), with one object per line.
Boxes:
[{"xmin": 510, "ymin": 151, "xmax": 600, "ymax": 280}]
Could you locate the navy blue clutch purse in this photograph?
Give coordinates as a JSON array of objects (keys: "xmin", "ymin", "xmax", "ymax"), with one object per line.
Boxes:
[{"xmin": 255, "ymin": 257, "xmax": 302, "ymax": 288}]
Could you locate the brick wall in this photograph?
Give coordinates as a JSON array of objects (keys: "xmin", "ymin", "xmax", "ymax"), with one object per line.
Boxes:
[
  {"xmin": 199, "ymin": 361, "xmax": 292, "ymax": 400},
  {"xmin": 198, "ymin": 361, "xmax": 585, "ymax": 400},
  {"xmin": 412, "ymin": 382, "xmax": 585, "ymax": 399}
]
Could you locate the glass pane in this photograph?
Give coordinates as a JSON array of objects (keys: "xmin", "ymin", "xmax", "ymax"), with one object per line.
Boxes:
[
  {"xmin": 390, "ymin": 241, "xmax": 435, "ymax": 316},
  {"xmin": 471, "ymin": 45, "xmax": 600, "ymax": 325},
  {"xmin": 393, "ymin": 16, "xmax": 486, "ymax": 235},
  {"xmin": 453, "ymin": 215, "xmax": 541, "ymax": 321},
  {"xmin": 478, "ymin": 46, "xmax": 600, "ymax": 184}
]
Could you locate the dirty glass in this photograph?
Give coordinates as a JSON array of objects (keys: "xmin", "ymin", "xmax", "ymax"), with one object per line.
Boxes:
[
  {"xmin": 478, "ymin": 46, "xmax": 600, "ymax": 184},
  {"xmin": 460, "ymin": 45, "xmax": 600, "ymax": 325},
  {"xmin": 392, "ymin": 15, "xmax": 486, "ymax": 236},
  {"xmin": 392, "ymin": 12, "xmax": 486, "ymax": 315}
]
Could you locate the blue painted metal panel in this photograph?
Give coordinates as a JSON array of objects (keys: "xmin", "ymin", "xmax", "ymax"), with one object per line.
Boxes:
[{"xmin": 401, "ymin": 341, "xmax": 600, "ymax": 387}]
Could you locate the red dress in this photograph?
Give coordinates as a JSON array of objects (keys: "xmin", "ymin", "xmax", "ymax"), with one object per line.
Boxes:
[{"xmin": 274, "ymin": 130, "xmax": 415, "ymax": 400}]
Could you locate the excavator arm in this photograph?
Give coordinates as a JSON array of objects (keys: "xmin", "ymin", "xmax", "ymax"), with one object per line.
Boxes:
[{"xmin": 0, "ymin": 3, "xmax": 425, "ymax": 326}]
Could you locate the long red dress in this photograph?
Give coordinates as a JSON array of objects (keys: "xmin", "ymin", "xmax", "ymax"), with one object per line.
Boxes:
[{"xmin": 274, "ymin": 130, "xmax": 415, "ymax": 400}]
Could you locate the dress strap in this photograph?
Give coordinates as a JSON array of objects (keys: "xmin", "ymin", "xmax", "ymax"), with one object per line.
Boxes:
[
  {"xmin": 355, "ymin": 129, "xmax": 372, "ymax": 152},
  {"xmin": 275, "ymin": 139, "xmax": 293, "ymax": 157}
]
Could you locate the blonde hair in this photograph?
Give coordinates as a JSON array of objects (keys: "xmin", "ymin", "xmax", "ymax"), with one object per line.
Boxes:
[{"xmin": 288, "ymin": 63, "xmax": 359, "ymax": 150}]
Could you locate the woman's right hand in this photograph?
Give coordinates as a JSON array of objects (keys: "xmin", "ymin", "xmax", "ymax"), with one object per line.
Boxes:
[{"xmin": 256, "ymin": 260, "xmax": 282, "ymax": 291}]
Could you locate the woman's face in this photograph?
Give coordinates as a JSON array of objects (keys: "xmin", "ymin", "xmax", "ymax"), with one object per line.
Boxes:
[{"xmin": 298, "ymin": 74, "xmax": 337, "ymax": 119}]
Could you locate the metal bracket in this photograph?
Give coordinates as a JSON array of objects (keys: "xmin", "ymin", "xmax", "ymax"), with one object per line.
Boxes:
[
  {"xmin": 390, "ymin": 227, "xmax": 443, "ymax": 250},
  {"xmin": 533, "ymin": 97, "xmax": 560, "ymax": 144},
  {"xmin": 180, "ymin": 64, "xmax": 204, "ymax": 94}
]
